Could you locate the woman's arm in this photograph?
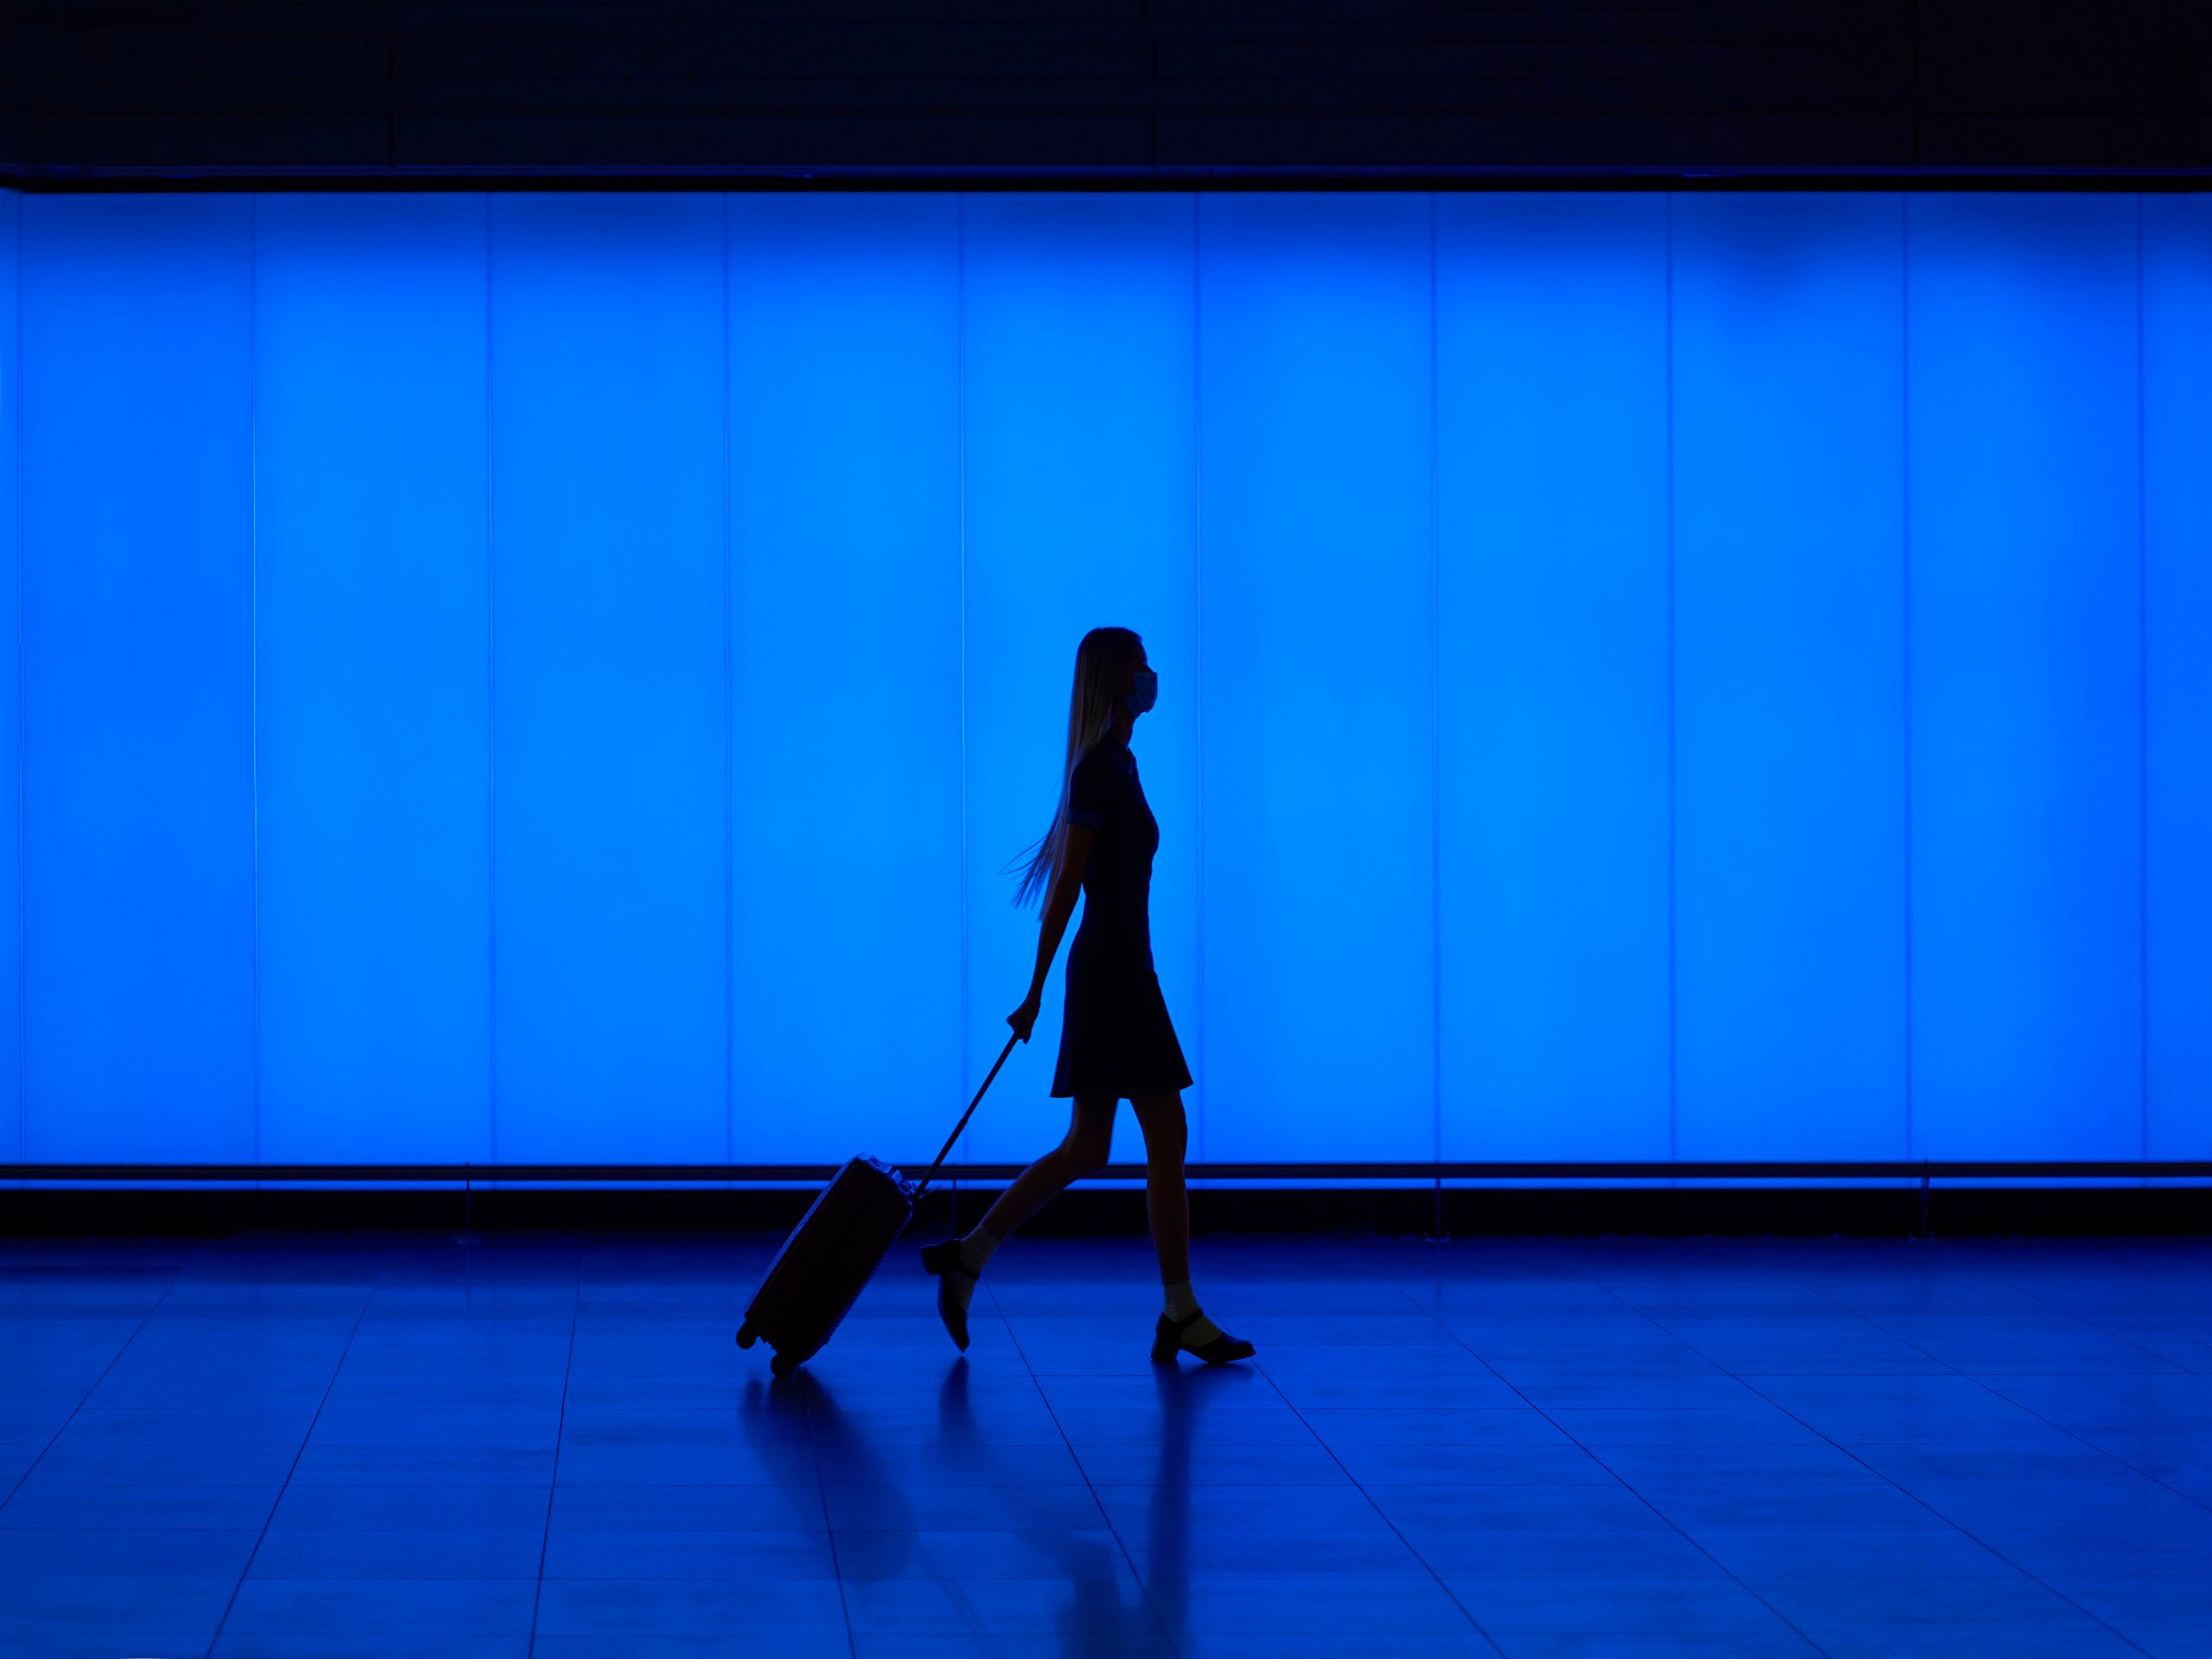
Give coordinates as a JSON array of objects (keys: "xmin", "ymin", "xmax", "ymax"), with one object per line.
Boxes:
[{"xmin": 1009, "ymin": 823, "xmax": 1092, "ymax": 1039}]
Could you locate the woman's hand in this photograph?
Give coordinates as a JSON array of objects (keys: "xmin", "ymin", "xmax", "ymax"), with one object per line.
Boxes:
[{"xmin": 1008, "ymin": 994, "xmax": 1042, "ymax": 1043}]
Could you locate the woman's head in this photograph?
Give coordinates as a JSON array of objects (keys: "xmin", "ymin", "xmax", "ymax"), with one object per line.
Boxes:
[
  {"xmin": 1070, "ymin": 626, "xmax": 1148, "ymax": 747},
  {"xmin": 1007, "ymin": 627, "xmax": 1147, "ymax": 909}
]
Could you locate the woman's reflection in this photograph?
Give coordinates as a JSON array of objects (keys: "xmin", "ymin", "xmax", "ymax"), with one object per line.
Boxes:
[
  {"xmin": 936, "ymin": 1357, "xmax": 1165, "ymax": 1658},
  {"xmin": 1135, "ymin": 1360, "xmax": 1252, "ymax": 1645},
  {"xmin": 933, "ymin": 1356, "xmax": 1251, "ymax": 1656},
  {"xmin": 739, "ymin": 1354, "xmax": 1245, "ymax": 1655}
]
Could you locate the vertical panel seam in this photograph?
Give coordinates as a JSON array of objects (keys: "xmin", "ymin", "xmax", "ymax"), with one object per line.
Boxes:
[
  {"xmin": 1427, "ymin": 193, "xmax": 1442, "ymax": 1177},
  {"xmin": 10, "ymin": 194, "xmax": 22, "ymax": 1164},
  {"xmin": 721, "ymin": 194, "xmax": 736, "ymax": 1170},
  {"xmin": 2136, "ymin": 192, "xmax": 2150, "ymax": 1169},
  {"xmin": 248, "ymin": 194, "xmax": 263, "ymax": 1170},
  {"xmin": 484, "ymin": 195, "xmax": 499, "ymax": 1167},
  {"xmin": 1191, "ymin": 191, "xmax": 1205, "ymax": 1165},
  {"xmin": 1901, "ymin": 192, "xmax": 1916, "ymax": 1164},
  {"xmin": 957, "ymin": 194, "xmax": 971, "ymax": 1160},
  {"xmin": 1664, "ymin": 194, "xmax": 1678, "ymax": 1170}
]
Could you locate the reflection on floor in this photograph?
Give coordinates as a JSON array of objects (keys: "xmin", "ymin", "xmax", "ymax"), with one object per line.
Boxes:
[{"xmin": 0, "ymin": 1229, "xmax": 2208, "ymax": 1657}]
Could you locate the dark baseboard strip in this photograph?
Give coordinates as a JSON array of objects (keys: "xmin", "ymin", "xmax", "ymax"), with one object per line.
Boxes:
[
  {"xmin": 8, "ymin": 170, "xmax": 2212, "ymax": 195},
  {"xmin": 8, "ymin": 1161, "xmax": 2209, "ymax": 1180},
  {"xmin": 4, "ymin": 1185, "xmax": 2207, "ymax": 1239}
]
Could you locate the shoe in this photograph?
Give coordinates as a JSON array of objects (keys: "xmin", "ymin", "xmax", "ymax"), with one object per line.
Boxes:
[
  {"xmin": 1150, "ymin": 1309, "xmax": 1255, "ymax": 1365},
  {"xmin": 918, "ymin": 1239, "xmax": 976, "ymax": 1352}
]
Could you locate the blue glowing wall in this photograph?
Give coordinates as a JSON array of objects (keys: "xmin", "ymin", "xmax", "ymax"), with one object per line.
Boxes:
[{"xmin": 2, "ymin": 190, "xmax": 2206, "ymax": 1170}]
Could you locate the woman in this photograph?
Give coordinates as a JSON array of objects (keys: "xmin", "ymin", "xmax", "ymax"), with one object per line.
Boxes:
[{"xmin": 919, "ymin": 626, "xmax": 1255, "ymax": 1366}]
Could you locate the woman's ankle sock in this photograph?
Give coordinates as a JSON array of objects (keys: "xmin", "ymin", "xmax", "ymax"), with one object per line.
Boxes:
[
  {"xmin": 1162, "ymin": 1280, "xmax": 1224, "ymax": 1346},
  {"xmin": 937, "ymin": 1226, "xmax": 996, "ymax": 1321},
  {"xmin": 957, "ymin": 1225, "xmax": 1000, "ymax": 1277}
]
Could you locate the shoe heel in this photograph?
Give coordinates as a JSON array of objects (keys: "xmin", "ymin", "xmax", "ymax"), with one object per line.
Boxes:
[
  {"xmin": 919, "ymin": 1240, "xmax": 962, "ymax": 1277},
  {"xmin": 924, "ymin": 1244, "xmax": 974, "ymax": 1353},
  {"xmin": 1149, "ymin": 1314, "xmax": 1180, "ymax": 1364}
]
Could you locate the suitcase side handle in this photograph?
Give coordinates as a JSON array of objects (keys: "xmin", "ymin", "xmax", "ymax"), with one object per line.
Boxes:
[{"xmin": 912, "ymin": 1029, "xmax": 1022, "ymax": 1198}]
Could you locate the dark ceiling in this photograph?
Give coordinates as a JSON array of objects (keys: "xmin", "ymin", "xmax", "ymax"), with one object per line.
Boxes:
[{"xmin": 3, "ymin": 0, "xmax": 2206, "ymax": 183}]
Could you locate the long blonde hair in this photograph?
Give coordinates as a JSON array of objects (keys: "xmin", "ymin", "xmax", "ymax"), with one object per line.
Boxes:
[{"xmin": 1006, "ymin": 626, "xmax": 1141, "ymax": 909}]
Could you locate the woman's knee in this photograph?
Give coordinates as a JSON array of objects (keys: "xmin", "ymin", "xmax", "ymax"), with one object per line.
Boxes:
[{"xmin": 1065, "ymin": 1137, "xmax": 1111, "ymax": 1177}]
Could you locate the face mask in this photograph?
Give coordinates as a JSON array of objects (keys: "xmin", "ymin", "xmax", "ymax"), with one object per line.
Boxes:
[{"xmin": 1121, "ymin": 670, "xmax": 1158, "ymax": 717}]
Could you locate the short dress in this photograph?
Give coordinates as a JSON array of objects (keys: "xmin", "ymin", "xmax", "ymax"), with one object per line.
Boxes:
[{"xmin": 1050, "ymin": 735, "xmax": 1194, "ymax": 1100}]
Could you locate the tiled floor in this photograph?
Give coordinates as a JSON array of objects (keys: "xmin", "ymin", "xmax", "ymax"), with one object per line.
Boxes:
[{"xmin": 1, "ymin": 1229, "xmax": 2209, "ymax": 1659}]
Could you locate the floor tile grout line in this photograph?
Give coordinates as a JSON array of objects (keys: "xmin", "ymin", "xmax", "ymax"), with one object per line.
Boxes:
[
  {"xmin": 1386, "ymin": 1271, "xmax": 1834, "ymax": 1656},
  {"xmin": 787, "ymin": 1274, "xmax": 859, "ymax": 1659},
  {"xmin": 0, "ymin": 1243, "xmax": 197, "ymax": 1522},
  {"xmin": 1245, "ymin": 1324, "xmax": 1515, "ymax": 1659},
  {"xmin": 7, "ymin": 1233, "xmax": 2204, "ymax": 1656},
  {"xmin": 980, "ymin": 1276, "xmax": 1181, "ymax": 1656},
  {"xmin": 1866, "ymin": 1277, "xmax": 2212, "ymax": 1536},
  {"xmin": 806, "ymin": 1382, "xmax": 861, "ymax": 1659},
  {"xmin": 1599, "ymin": 1272, "xmax": 2160, "ymax": 1656},
  {"xmin": 1265, "ymin": 1242, "xmax": 1518, "ymax": 1652},
  {"xmin": 1718, "ymin": 1386, "xmax": 2161, "ymax": 1649},
  {"xmin": 2013, "ymin": 1277, "xmax": 2210, "ymax": 1378},
  {"xmin": 0, "ymin": 1247, "xmax": 195, "ymax": 1522},
  {"xmin": 524, "ymin": 1240, "xmax": 586, "ymax": 1659},
  {"xmin": 201, "ymin": 1247, "xmax": 387, "ymax": 1659},
  {"xmin": 1799, "ymin": 1274, "xmax": 2212, "ymax": 1521}
]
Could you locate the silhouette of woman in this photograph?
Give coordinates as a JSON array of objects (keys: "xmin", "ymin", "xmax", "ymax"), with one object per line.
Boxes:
[{"xmin": 919, "ymin": 627, "xmax": 1255, "ymax": 1366}]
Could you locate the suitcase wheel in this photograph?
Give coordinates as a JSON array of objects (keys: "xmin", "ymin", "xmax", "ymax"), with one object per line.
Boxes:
[
  {"xmin": 769, "ymin": 1351, "xmax": 798, "ymax": 1378},
  {"xmin": 734, "ymin": 1323, "xmax": 756, "ymax": 1350}
]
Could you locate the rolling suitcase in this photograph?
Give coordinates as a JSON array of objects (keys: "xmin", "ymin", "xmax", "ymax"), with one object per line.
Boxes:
[{"xmin": 735, "ymin": 1030, "xmax": 1020, "ymax": 1376}]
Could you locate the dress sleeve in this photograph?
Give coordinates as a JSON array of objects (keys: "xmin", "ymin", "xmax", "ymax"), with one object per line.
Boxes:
[{"xmin": 1065, "ymin": 751, "xmax": 1108, "ymax": 831}]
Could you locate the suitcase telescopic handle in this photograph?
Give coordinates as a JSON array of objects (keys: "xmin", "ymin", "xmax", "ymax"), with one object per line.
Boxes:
[{"xmin": 912, "ymin": 1029, "xmax": 1022, "ymax": 1198}]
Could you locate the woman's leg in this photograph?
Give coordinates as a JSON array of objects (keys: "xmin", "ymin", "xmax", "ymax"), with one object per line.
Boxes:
[
  {"xmin": 924, "ymin": 1096, "xmax": 1116, "ymax": 1351},
  {"xmin": 977, "ymin": 1095, "xmax": 1116, "ymax": 1243},
  {"xmin": 1129, "ymin": 1088, "xmax": 1252, "ymax": 1363},
  {"xmin": 1127, "ymin": 1089, "xmax": 1190, "ymax": 1287}
]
